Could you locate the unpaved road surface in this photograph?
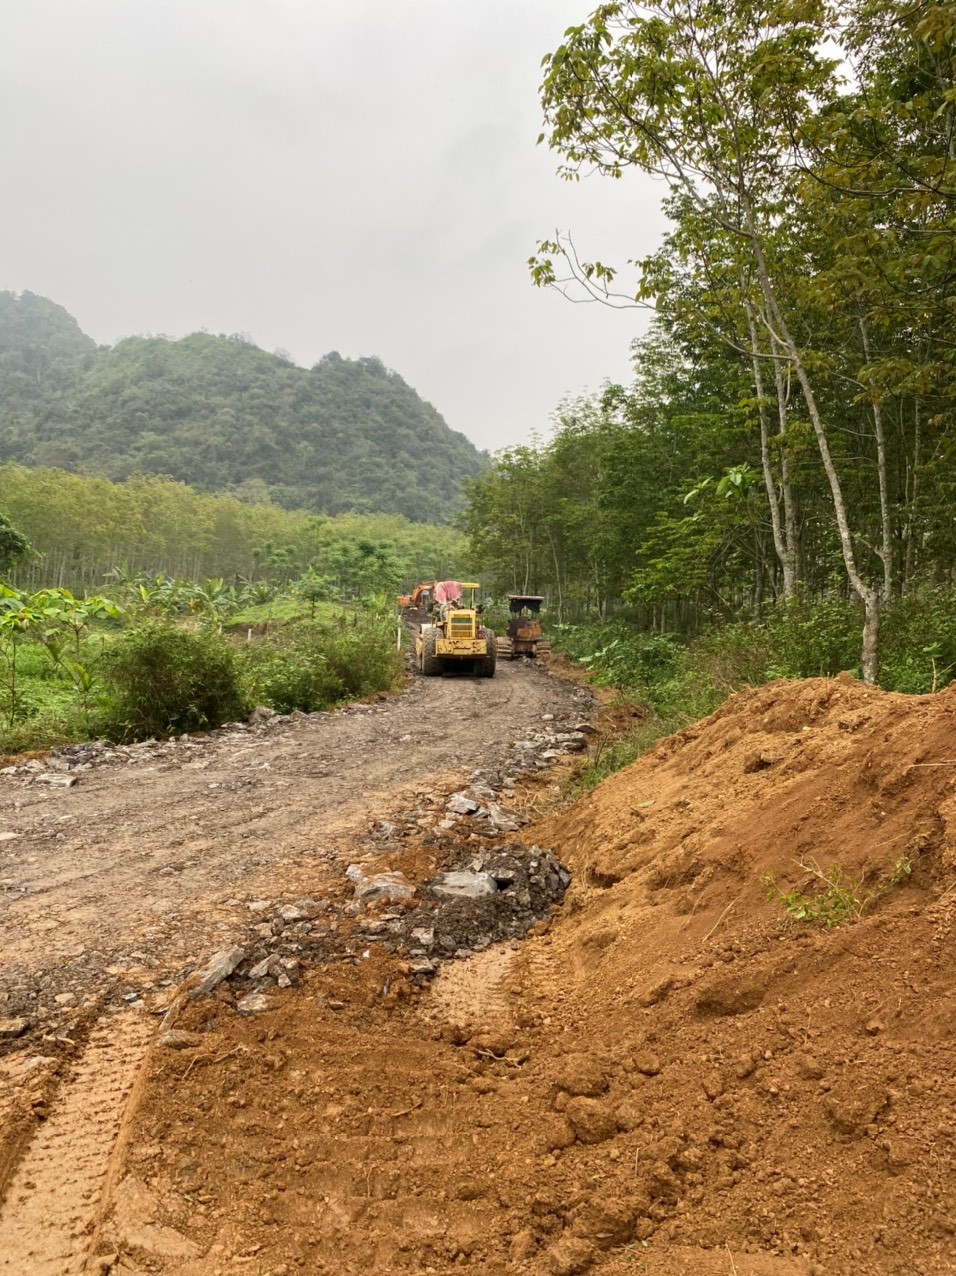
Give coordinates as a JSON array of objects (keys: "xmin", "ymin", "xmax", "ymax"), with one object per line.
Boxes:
[
  {"xmin": 0, "ymin": 661, "xmax": 594, "ymax": 1274},
  {"xmin": 1, "ymin": 662, "xmax": 590, "ymax": 1015},
  {"xmin": 6, "ymin": 674, "xmax": 956, "ymax": 1275}
]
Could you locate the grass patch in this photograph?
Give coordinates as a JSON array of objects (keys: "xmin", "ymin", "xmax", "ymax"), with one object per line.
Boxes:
[
  {"xmin": 224, "ymin": 598, "xmax": 339, "ymax": 629},
  {"xmin": 566, "ymin": 713, "xmax": 680, "ymax": 797}
]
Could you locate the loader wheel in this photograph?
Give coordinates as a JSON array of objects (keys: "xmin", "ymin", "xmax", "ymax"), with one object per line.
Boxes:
[
  {"xmin": 478, "ymin": 627, "xmax": 497, "ymax": 678},
  {"xmin": 421, "ymin": 627, "xmax": 442, "ymax": 676}
]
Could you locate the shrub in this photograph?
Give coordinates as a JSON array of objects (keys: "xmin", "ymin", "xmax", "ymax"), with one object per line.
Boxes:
[
  {"xmin": 101, "ymin": 622, "xmax": 249, "ymax": 740},
  {"xmin": 239, "ymin": 619, "xmax": 402, "ymax": 714}
]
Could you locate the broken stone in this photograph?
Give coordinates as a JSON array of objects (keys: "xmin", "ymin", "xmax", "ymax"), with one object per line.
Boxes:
[
  {"xmin": 157, "ymin": 1030, "xmax": 206, "ymax": 1050},
  {"xmin": 0, "ymin": 1017, "xmax": 30, "ymax": 1039},
  {"xmin": 447, "ymin": 793, "xmax": 480, "ymax": 816},
  {"xmin": 430, "ymin": 871, "xmax": 498, "ymax": 899},
  {"xmin": 483, "ymin": 802, "xmax": 521, "ymax": 832},
  {"xmin": 236, "ymin": 992, "xmax": 273, "ymax": 1015},
  {"xmin": 248, "ymin": 705, "xmax": 277, "ymax": 724},
  {"xmin": 34, "ymin": 773, "xmax": 77, "ymax": 788},
  {"xmin": 345, "ymin": 866, "xmax": 416, "ymax": 903},
  {"xmin": 190, "ymin": 946, "xmax": 246, "ymax": 998}
]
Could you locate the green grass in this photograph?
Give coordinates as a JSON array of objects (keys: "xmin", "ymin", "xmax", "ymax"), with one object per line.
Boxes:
[
  {"xmin": 224, "ymin": 598, "xmax": 339, "ymax": 628},
  {"xmin": 565, "ymin": 715, "xmax": 680, "ymax": 797}
]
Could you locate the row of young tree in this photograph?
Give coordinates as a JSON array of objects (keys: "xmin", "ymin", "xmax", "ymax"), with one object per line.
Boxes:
[
  {"xmin": 0, "ymin": 463, "xmax": 468, "ymax": 597},
  {"xmin": 465, "ymin": 0, "xmax": 956, "ymax": 682}
]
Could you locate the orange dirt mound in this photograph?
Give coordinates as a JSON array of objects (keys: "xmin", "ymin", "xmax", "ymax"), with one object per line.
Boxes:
[
  {"xmin": 91, "ymin": 676, "xmax": 956, "ymax": 1275},
  {"xmin": 520, "ymin": 674, "xmax": 956, "ymax": 1274}
]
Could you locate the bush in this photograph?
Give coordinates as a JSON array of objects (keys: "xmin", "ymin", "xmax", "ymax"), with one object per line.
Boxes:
[
  {"xmin": 879, "ymin": 589, "xmax": 956, "ymax": 694},
  {"xmin": 239, "ymin": 619, "xmax": 402, "ymax": 713},
  {"xmin": 101, "ymin": 622, "xmax": 249, "ymax": 740}
]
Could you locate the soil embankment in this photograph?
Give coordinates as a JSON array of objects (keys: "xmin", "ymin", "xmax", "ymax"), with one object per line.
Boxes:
[{"xmin": 5, "ymin": 672, "xmax": 956, "ymax": 1274}]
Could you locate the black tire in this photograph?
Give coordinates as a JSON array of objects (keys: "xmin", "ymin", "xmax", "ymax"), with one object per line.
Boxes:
[
  {"xmin": 421, "ymin": 626, "xmax": 442, "ymax": 676},
  {"xmin": 478, "ymin": 627, "xmax": 497, "ymax": 678}
]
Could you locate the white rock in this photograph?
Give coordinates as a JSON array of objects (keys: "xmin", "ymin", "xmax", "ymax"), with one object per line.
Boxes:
[
  {"xmin": 236, "ymin": 992, "xmax": 273, "ymax": 1015},
  {"xmin": 190, "ymin": 946, "xmax": 246, "ymax": 997},
  {"xmin": 431, "ymin": 871, "xmax": 499, "ymax": 899}
]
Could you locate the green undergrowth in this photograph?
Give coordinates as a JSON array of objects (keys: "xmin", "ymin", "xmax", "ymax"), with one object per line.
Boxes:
[
  {"xmin": 762, "ymin": 856, "xmax": 913, "ymax": 927},
  {"xmin": 0, "ymin": 612, "xmax": 402, "ymax": 753},
  {"xmin": 224, "ymin": 598, "xmax": 339, "ymax": 629},
  {"xmin": 565, "ymin": 716, "xmax": 679, "ymax": 797},
  {"xmin": 552, "ymin": 590, "xmax": 956, "ymax": 792}
]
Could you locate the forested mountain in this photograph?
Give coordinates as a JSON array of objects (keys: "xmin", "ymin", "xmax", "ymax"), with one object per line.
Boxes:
[{"xmin": 0, "ymin": 292, "xmax": 485, "ymax": 520}]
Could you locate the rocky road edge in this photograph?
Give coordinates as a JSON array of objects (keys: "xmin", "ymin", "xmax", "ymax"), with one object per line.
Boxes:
[{"xmin": 0, "ymin": 717, "xmax": 594, "ymax": 1268}]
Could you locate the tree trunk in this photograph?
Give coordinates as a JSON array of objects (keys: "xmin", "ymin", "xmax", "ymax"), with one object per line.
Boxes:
[
  {"xmin": 861, "ymin": 589, "xmax": 880, "ymax": 686},
  {"xmin": 858, "ymin": 318, "xmax": 894, "ymax": 603},
  {"xmin": 742, "ymin": 298, "xmax": 796, "ymax": 598},
  {"xmin": 745, "ymin": 211, "xmax": 880, "ymax": 682},
  {"xmin": 771, "ymin": 341, "xmax": 800, "ymax": 592}
]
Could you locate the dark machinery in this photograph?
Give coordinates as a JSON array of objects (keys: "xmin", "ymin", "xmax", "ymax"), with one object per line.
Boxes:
[{"xmin": 497, "ymin": 595, "xmax": 550, "ymax": 659}]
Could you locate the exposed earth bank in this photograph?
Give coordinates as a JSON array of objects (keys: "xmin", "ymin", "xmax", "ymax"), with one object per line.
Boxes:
[{"xmin": 4, "ymin": 670, "xmax": 956, "ymax": 1275}]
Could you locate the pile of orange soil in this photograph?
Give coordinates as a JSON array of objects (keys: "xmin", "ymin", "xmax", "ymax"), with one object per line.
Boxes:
[{"xmin": 101, "ymin": 677, "xmax": 956, "ymax": 1276}]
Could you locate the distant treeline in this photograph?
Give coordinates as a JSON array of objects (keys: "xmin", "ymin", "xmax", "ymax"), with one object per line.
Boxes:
[{"xmin": 0, "ymin": 464, "xmax": 468, "ymax": 593}]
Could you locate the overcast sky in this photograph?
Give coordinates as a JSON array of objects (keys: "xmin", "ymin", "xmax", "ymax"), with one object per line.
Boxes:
[{"xmin": 1, "ymin": 0, "xmax": 666, "ymax": 453}]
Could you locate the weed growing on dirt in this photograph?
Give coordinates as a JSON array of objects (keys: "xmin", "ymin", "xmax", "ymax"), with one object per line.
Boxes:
[
  {"xmin": 763, "ymin": 855, "xmax": 912, "ymax": 927},
  {"xmin": 567, "ymin": 717, "xmax": 677, "ymax": 796}
]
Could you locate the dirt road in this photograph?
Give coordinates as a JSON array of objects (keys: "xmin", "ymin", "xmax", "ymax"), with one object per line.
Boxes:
[
  {"xmin": 5, "ymin": 673, "xmax": 955, "ymax": 1275},
  {"xmin": 0, "ymin": 660, "xmax": 594, "ymax": 1274},
  {"xmin": 1, "ymin": 661, "xmax": 590, "ymax": 1014}
]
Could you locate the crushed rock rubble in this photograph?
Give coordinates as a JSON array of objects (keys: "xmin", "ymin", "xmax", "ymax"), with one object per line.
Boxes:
[
  {"xmin": 0, "ymin": 689, "xmax": 594, "ymax": 1043},
  {"xmin": 0, "ymin": 676, "xmax": 594, "ymax": 788},
  {"xmin": 178, "ymin": 742, "xmax": 586, "ymax": 1015}
]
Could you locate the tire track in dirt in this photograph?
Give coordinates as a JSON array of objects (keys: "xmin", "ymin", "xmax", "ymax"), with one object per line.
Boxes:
[
  {"xmin": 0, "ymin": 1010, "xmax": 154, "ymax": 1274},
  {"xmin": 421, "ymin": 945, "xmax": 516, "ymax": 1028}
]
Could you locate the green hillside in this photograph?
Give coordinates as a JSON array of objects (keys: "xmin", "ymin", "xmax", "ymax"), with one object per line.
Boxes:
[{"xmin": 0, "ymin": 292, "xmax": 485, "ymax": 520}]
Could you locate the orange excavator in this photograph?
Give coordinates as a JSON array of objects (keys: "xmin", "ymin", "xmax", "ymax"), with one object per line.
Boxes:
[{"xmin": 397, "ymin": 582, "xmax": 434, "ymax": 612}]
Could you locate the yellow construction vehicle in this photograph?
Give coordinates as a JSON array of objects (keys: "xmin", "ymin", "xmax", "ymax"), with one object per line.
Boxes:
[{"xmin": 415, "ymin": 581, "xmax": 496, "ymax": 677}]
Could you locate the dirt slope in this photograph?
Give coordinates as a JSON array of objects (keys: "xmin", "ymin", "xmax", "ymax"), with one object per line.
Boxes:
[{"xmin": 7, "ymin": 673, "xmax": 956, "ymax": 1275}]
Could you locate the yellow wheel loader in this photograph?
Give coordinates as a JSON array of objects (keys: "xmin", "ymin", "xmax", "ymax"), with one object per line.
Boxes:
[{"xmin": 416, "ymin": 581, "xmax": 496, "ymax": 678}]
